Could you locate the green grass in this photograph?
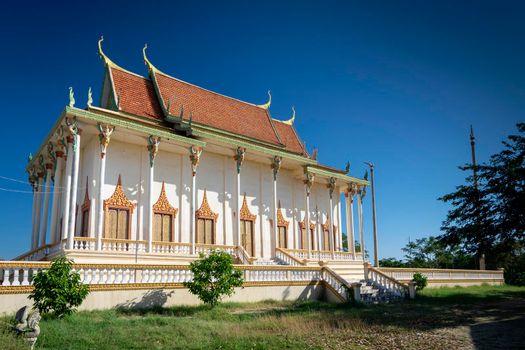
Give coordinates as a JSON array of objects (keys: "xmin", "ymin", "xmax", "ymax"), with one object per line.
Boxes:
[{"xmin": 1, "ymin": 285, "xmax": 524, "ymax": 350}]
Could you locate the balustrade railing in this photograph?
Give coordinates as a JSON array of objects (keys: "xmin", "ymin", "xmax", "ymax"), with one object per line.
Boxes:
[
  {"xmin": 101, "ymin": 239, "xmax": 148, "ymax": 253},
  {"xmin": 365, "ymin": 264, "xmax": 408, "ymax": 298},
  {"xmin": 378, "ymin": 267, "xmax": 504, "ymax": 282},
  {"xmin": 275, "ymin": 248, "xmax": 306, "ymax": 266},
  {"xmin": 73, "ymin": 237, "xmax": 96, "ymax": 251},
  {"xmin": 151, "ymin": 242, "xmax": 191, "ymax": 254},
  {"xmin": 322, "ymin": 267, "xmax": 352, "ymax": 301},
  {"xmin": 283, "ymin": 249, "xmax": 361, "ymax": 261}
]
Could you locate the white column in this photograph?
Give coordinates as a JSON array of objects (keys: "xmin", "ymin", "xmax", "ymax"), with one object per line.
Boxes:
[
  {"xmin": 316, "ymin": 208, "xmax": 322, "ymax": 259},
  {"xmin": 345, "ymin": 190, "xmax": 356, "ymax": 258},
  {"xmin": 236, "ymin": 170, "xmax": 240, "ymax": 246},
  {"xmin": 146, "ymin": 135, "xmax": 160, "ymax": 253},
  {"xmin": 329, "ymin": 196, "xmax": 335, "ymax": 260},
  {"xmin": 67, "ymin": 132, "xmax": 81, "ymax": 249},
  {"xmin": 305, "ymin": 186, "xmax": 311, "ymax": 259},
  {"xmin": 357, "ymin": 189, "xmax": 365, "ymax": 260},
  {"xmin": 189, "ymin": 146, "xmax": 202, "ymax": 255},
  {"xmin": 60, "ymin": 139, "xmax": 73, "ymax": 243},
  {"xmin": 96, "ymin": 124, "xmax": 115, "ymax": 251},
  {"xmin": 96, "ymin": 154, "xmax": 106, "ymax": 250},
  {"xmin": 190, "ymin": 173, "xmax": 196, "ymax": 254},
  {"xmin": 33, "ymin": 175, "xmax": 43, "ymax": 248},
  {"xmin": 328, "ymin": 178, "xmax": 335, "ymax": 260},
  {"xmin": 49, "ymin": 153, "xmax": 64, "ymax": 243},
  {"xmin": 271, "ymin": 156, "xmax": 281, "ymax": 256},
  {"xmin": 39, "ymin": 165, "xmax": 53, "ymax": 247}
]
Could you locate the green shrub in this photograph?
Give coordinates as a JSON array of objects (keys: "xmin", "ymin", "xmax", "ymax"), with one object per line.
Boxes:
[
  {"xmin": 412, "ymin": 272, "xmax": 428, "ymax": 291},
  {"xmin": 184, "ymin": 251, "xmax": 244, "ymax": 307},
  {"xmin": 29, "ymin": 257, "xmax": 89, "ymax": 318}
]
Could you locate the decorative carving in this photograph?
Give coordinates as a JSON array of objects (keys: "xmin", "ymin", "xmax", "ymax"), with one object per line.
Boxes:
[
  {"xmin": 14, "ymin": 306, "xmax": 41, "ymax": 350},
  {"xmin": 299, "ymin": 218, "xmax": 315, "ymax": 230},
  {"xmin": 234, "ymin": 147, "xmax": 246, "ymax": 174},
  {"xmin": 68, "ymin": 87, "xmax": 75, "ymax": 107},
  {"xmin": 195, "ymin": 190, "xmax": 218, "ymax": 220},
  {"xmin": 240, "ymin": 194, "xmax": 256, "ymax": 221},
  {"xmin": 81, "ymin": 177, "xmax": 91, "ymax": 212},
  {"xmin": 276, "ymin": 201, "xmax": 289, "ymax": 228},
  {"xmin": 147, "ymin": 135, "xmax": 161, "ymax": 167},
  {"xmin": 65, "ymin": 117, "xmax": 80, "ymax": 152},
  {"xmin": 189, "ymin": 146, "xmax": 202, "ymax": 176},
  {"xmin": 104, "ymin": 175, "xmax": 136, "ymax": 212},
  {"xmin": 345, "ymin": 161, "xmax": 350, "ymax": 174},
  {"xmin": 153, "ymin": 182, "xmax": 178, "ymax": 217},
  {"xmin": 97, "ymin": 123, "xmax": 115, "ymax": 158},
  {"xmin": 271, "ymin": 155, "xmax": 282, "ymax": 180},
  {"xmin": 328, "ymin": 177, "xmax": 336, "ymax": 199},
  {"xmin": 346, "ymin": 183, "xmax": 357, "ymax": 202},
  {"xmin": 311, "ymin": 147, "xmax": 318, "ymax": 160},
  {"xmin": 303, "ymin": 170, "xmax": 314, "ymax": 196},
  {"xmin": 87, "ymin": 87, "xmax": 93, "ymax": 107}
]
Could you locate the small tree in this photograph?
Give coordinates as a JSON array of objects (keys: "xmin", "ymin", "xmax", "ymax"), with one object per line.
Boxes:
[
  {"xmin": 412, "ymin": 272, "xmax": 428, "ymax": 291},
  {"xmin": 184, "ymin": 251, "xmax": 244, "ymax": 307},
  {"xmin": 29, "ymin": 257, "xmax": 89, "ymax": 318}
]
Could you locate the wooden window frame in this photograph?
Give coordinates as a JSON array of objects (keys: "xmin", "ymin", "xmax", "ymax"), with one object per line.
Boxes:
[
  {"xmin": 152, "ymin": 182, "xmax": 178, "ymax": 243},
  {"xmin": 80, "ymin": 179, "xmax": 91, "ymax": 238},
  {"xmin": 195, "ymin": 190, "xmax": 218, "ymax": 245},
  {"xmin": 240, "ymin": 194, "xmax": 256, "ymax": 256},
  {"xmin": 299, "ymin": 219, "xmax": 316, "ymax": 250},
  {"xmin": 103, "ymin": 175, "xmax": 136, "ymax": 240},
  {"xmin": 276, "ymin": 203, "xmax": 289, "ymax": 249}
]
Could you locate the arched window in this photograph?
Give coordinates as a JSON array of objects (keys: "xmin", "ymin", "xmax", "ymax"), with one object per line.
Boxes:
[
  {"xmin": 240, "ymin": 194, "xmax": 256, "ymax": 256},
  {"xmin": 104, "ymin": 175, "xmax": 136, "ymax": 240},
  {"xmin": 276, "ymin": 201, "xmax": 289, "ymax": 248},
  {"xmin": 152, "ymin": 182, "xmax": 178, "ymax": 242},
  {"xmin": 195, "ymin": 190, "xmax": 218, "ymax": 245},
  {"xmin": 322, "ymin": 218, "xmax": 338, "ymax": 251}
]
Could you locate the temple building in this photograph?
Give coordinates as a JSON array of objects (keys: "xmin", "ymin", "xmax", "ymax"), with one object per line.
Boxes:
[{"xmin": 20, "ymin": 38, "xmax": 369, "ymax": 280}]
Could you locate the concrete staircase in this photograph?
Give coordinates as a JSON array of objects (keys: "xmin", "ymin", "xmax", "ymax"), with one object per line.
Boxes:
[{"xmin": 358, "ymin": 279, "xmax": 405, "ymax": 304}]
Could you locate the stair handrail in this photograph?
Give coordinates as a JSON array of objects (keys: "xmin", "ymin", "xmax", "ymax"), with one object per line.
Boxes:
[
  {"xmin": 321, "ymin": 266, "xmax": 353, "ymax": 302},
  {"xmin": 365, "ymin": 263, "xmax": 408, "ymax": 297},
  {"xmin": 236, "ymin": 245, "xmax": 257, "ymax": 265},
  {"xmin": 275, "ymin": 248, "xmax": 307, "ymax": 266}
]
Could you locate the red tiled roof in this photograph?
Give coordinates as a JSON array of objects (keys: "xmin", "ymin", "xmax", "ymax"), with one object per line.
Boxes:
[
  {"xmin": 110, "ymin": 68, "xmax": 164, "ymax": 120},
  {"xmin": 152, "ymin": 71, "xmax": 283, "ymax": 146},
  {"xmin": 272, "ymin": 120, "xmax": 307, "ymax": 156}
]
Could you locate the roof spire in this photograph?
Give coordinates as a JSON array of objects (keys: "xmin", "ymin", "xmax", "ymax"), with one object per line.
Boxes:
[
  {"xmin": 257, "ymin": 90, "xmax": 272, "ymax": 109},
  {"xmin": 283, "ymin": 106, "xmax": 295, "ymax": 125},
  {"xmin": 143, "ymin": 43, "xmax": 156, "ymax": 72},
  {"xmin": 98, "ymin": 36, "xmax": 114, "ymax": 67}
]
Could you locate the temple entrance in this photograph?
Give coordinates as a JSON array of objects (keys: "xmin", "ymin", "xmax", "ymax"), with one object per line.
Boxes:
[{"xmin": 240, "ymin": 219, "xmax": 254, "ymax": 256}]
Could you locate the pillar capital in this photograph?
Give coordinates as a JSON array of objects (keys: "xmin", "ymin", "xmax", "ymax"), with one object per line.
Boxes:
[
  {"xmin": 147, "ymin": 135, "xmax": 161, "ymax": 167},
  {"xmin": 189, "ymin": 145, "xmax": 202, "ymax": 176},
  {"xmin": 97, "ymin": 123, "xmax": 115, "ymax": 158},
  {"xmin": 234, "ymin": 146, "xmax": 246, "ymax": 174},
  {"xmin": 303, "ymin": 170, "xmax": 314, "ymax": 196},
  {"xmin": 271, "ymin": 155, "xmax": 282, "ymax": 180}
]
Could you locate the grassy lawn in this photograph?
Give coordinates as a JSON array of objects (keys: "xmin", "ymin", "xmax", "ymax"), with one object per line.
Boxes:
[{"xmin": 1, "ymin": 284, "xmax": 524, "ymax": 349}]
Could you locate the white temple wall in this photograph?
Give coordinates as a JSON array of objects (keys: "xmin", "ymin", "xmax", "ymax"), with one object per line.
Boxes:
[
  {"xmin": 196, "ymin": 152, "xmax": 228, "ymax": 245},
  {"xmin": 293, "ymin": 179, "xmax": 306, "ymax": 249},
  {"xmin": 103, "ymin": 140, "xmax": 144, "ymax": 241},
  {"xmin": 76, "ymin": 137, "xmax": 98, "ymax": 238},
  {"xmin": 259, "ymin": 165, "xmax": 273, "ymax": 259},
  {"xmin": 277, "ymin": 169, "xmax": 297, "ymax": 249}
]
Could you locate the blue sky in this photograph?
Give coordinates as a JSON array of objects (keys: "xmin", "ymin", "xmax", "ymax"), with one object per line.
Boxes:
[{"xmin": 0, "ymin": 1, "xmax": 523, "ymax": 259}]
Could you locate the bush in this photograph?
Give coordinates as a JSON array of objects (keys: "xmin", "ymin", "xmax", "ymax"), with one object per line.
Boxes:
[
  {"xmin": 412, "ymin": 272, "xmax": 428, "ymax": 291},
  {"xmin": 29, "ymin": 257, "xmax": 89, "ymax": 318},
  {"xmin": 184, "ymin": 251, "xmax": 244, "ymax": 307}
]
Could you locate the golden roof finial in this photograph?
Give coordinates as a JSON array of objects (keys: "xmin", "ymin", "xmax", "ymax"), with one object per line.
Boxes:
[
  {"xmin": 283, "ymin": 106, "xmax": 295, "ymax": 125},
  {"xmin": 143, "ymin": 43, "xmax": 157, "ymax": 73},
  {"xmin": 257, "ymin": 90, "xmax": 272, "ymax": 109}
]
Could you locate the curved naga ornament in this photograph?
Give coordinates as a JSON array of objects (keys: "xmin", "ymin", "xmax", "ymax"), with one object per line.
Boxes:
[{"xmin": 283, "ymin": 106, "xmax": 296, "ymax": 125}]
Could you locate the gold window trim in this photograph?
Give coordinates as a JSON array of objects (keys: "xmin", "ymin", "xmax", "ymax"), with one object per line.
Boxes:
[
  {"xmin": 104, "ymin": 175, "xmax": 136, "ymax": 240},
  {"xmin": 240, "ymin": 193, "xmax": 256, "ymax": 222},
  {"xmin": 276, "ymin": 201, "xmax": 289, "ymax": 228},
  {"xmin": 153, "ymin": 182, "xmax": 178, "ymax": 217},
  {"xmin": 195, "ymin": 190, "xmax": 218, "ymax": 244},
  {"xmin": 299, "ymin": 218, "xmax": 315, "ymax": 230}
]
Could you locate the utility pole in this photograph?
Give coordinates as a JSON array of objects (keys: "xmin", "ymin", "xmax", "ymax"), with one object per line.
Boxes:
[
  {"xmin": 364, "ymin": 161, "xmax": 379, "ymax": 267},
  {"xmin": 470, "ymin": 126, "xmax": 485, "ymax": 270}
]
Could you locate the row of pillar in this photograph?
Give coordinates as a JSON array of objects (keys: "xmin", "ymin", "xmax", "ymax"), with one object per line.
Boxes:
[{"xmin": 28, "ymin": 118, "xmax": 364, "ymax": 259}]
